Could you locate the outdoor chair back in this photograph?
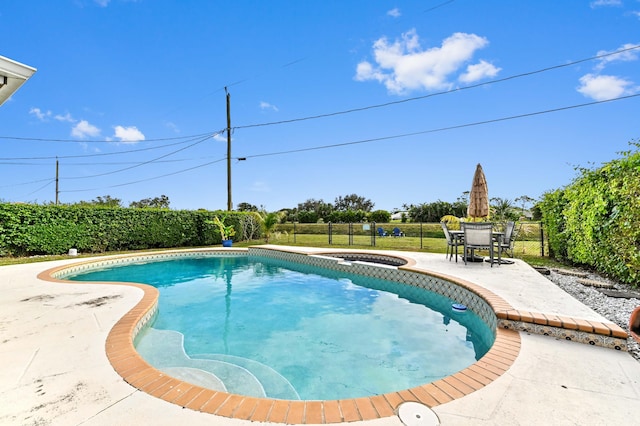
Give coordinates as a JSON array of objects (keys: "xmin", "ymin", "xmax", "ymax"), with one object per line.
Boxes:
[
  {"xmin": 440, "ymin": 221, "xmax": 461, "ymax": 262},
  {"xmin": 499, "ymin": 221, "xmax": 519, "ymax": 257},
  {"xmin": 462, "ymin": 222, "xmax": 499, "ymax": 266}
]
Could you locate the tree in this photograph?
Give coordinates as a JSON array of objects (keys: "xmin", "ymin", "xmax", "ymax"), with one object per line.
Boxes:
[
  {"xmin": 75, "ymin": 195, "xmax": 122, "ymax": 207},
  {"xmin": 297, "ymin": 198, "xmax": 333, "ymax": 222},
  {"xmin": 406, "ymin": 200, "xmax": 461, "ymax": 222},
  {"xmin": 258, "ymin": 210, "xmax": 284, "ymax": 243},
  {"xmin": 515, "ymin": 195, "xmax": 535, "ymax": 218},
  {"xmin": 490, "ymin": 197, "xmax": 517, "ymax": 222},
  {"xmin": 236, "ymin": 202, "xmax": 258, "ymax": 212},
  {"xmin": 369, "ymin": 210, "xmax": 391, "ymax": 223},
  {"xmin": 129, "ymin": 195, "xmax": 170, "ymax": 209},
  {"xmin": 334, "ymin": 194, "xmax": 374, "ymax": 212}
]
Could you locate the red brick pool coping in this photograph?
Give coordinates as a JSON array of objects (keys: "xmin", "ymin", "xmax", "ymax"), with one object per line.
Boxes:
[{"xmin": 38, "ymin": 249, "xmax": 628, "ymax": 424}]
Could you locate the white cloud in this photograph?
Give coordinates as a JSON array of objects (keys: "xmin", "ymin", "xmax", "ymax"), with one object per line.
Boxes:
[
  {"xmin": 590, "ymin": 0, "xmax": 622, "ymax": 8},
  {"xmin": 577, "ymin": 73, "xmax": 638, "ymax": 100},
  {"xmin": 112, "ymin": 125, "xmax": 145, "ymax": 143},
  {"xmin": 94, "ymin": 0, "xmax": 111, "ymax": 7},
  {"xmin": 165, "ymin": 121, "xmax": 180, "ymax": 133},
  {"xmin": 387, "ymin": 8, "xmax": 401, "ymax": 18},
  {"xmin": 213, "ymin": 132, "xmax": 227, "ymax": 142},
  {"xmin": 595, "ymin": 43, "xmax": 640, "ymax": 70},
  {"xmin": 71, "ymin": 120, "xmax": 101, "ymax": 138},
  {"xmin": 54, "ymin": 112, "xmax": 75, "ymax": 122},
  {"xmin": 459, "ymin": 60, "xmax": 501, "ymax": 83},
  {"xmin": 29, "ymin": 107, "xmax": 52, "ymax": 121},
  {"xmin": 355, "ymin": 30, "xmax": 494, "ymax": 94},
  {"xmin": 260, "ymin": 101, "xmax": 279, "ymax": 112}
]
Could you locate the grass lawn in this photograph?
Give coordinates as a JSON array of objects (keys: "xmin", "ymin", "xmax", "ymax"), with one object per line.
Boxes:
[{"xmin": 0, "ymin": 233, "xmax": 566, "ymax": 270}]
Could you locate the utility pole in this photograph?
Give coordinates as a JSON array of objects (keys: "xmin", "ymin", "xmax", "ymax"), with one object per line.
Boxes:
[
  {"xmin": 225, "ymin": 87, "xmax": 232, "ymax": 211},
  {"xmin": 55, "ymin": 158, "xmax": 59, "ymax": 205}
]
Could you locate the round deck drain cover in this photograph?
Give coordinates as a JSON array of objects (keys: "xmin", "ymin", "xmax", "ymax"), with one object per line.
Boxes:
[{"xmin": 398, "ymin": 401, "xmax": 440, "ymax": 426}]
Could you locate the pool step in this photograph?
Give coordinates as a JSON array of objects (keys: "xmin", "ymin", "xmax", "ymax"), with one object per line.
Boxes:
[
  {"xmin": 193, "ymin": 353, "xmax": 300, "ymax": 400},
  {"xmin": 135, "ymin": 328, "xmax": 299, "ymax": 399}
]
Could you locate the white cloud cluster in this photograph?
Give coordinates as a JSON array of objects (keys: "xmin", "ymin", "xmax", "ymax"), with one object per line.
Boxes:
[
  {"xmin": 213, "ymin": 133, "xmax": 227, "ymax": 142},
  {"xmin": 576, "ymin": 43, "xmax": 640, "ymax": 100},
  {"xmin": 387, "ymin": 8, "xmax": 401, "ymax": 18},
  {"xmin": 113, "ymin": 125, "xmax": 145, "ymax": 143},
  {"xmin": 260, "ymin": 101, "xmax": 279, "ymax": 112},
  {"xmin": 71, "ymin": 120, "xmax": 101, "ymax": 138},
  {"xmin": 355, "ymin": 30, "xmax": 500, "ymax": 94},
  {"xmin": 28, "ymin": 108, "xmax": 146, "ymax": 142},
  {"xmin": 590, "ymin": 0, "xmax": 622, "ymax": 8}
]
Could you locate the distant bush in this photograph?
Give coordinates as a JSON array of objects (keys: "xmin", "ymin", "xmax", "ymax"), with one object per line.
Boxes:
[{"xmin": 369, "ymin": 210, "xmax": 391, "ymax": 223}]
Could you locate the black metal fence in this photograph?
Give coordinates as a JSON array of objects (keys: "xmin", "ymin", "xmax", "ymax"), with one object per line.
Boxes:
[{"xmin": 273, "ymin": 221, "xmax": 547, "ymax": 258}]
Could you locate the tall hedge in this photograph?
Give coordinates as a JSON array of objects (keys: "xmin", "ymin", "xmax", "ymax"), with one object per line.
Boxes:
[
  {"xmin": 540, "ymin": 141, "xmax": 640, "ymax": 285},
  {"xmin": 0, "ymin": 204, "xmax": 254, "ymax": 256}
]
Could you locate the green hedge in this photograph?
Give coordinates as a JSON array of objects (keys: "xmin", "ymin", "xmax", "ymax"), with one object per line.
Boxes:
[
  {"xmin": 539, "ymin": 141, "xmax": 640, "ymax": 286},
  {"xmin": 0, "ymin": 204, "xmax": 255, "ymax": 256}
]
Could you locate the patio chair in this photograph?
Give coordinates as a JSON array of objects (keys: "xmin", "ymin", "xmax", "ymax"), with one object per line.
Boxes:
[
  {"xmin": 462, "ymin": 222, "xmax": 500, "ymax": 266},
  {"xmin": 377, "ymin": 227, "xmax": 388, "ymax": 237},
  {"xmin": 497, "ymin": 221, "xmax": 520, "ymax": 257},
  {"xmin": 440, "ymin": 221, "xmax": 462, "ymax": 262},
  {"xmin": 392, "ymin": 227, "xmax": 403, "ymax": 237}
]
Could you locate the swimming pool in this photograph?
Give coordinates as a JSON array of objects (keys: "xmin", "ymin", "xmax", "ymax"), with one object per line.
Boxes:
[{"xmin": 64, "ymin": 249, "xmax": 495, "ymax": 401}]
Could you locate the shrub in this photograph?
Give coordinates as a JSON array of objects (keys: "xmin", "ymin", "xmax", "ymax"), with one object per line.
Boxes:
[{"xmin": 0, "ymin": 204, "xmax": 252, "ymax": 256}]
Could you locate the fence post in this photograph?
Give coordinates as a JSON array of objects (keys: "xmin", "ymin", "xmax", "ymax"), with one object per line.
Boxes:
[
  {"xmin": 540, "ymin": 223, "xmax": 544, "ymax": 257},
  {"xmin": 371, "ymin": 222, "xmax": 375, "ymax": 246},
  {"xmin": 420, "ymin": 222, "xmax": 423, "ymax": 249},
  {"xmin": 372, "ymin": 222, "xmax": 376, "ymax": 246},
  {"xmin": 349, "ymin": 223, "xmax": 353, "ymax": 245},
  {"xmin": 328, "ymin": 222, "xmax": 332, "ymax": 245},
  {"xmin": 293, "ymin": 222, "xmax": 297, "ymax": 243}
]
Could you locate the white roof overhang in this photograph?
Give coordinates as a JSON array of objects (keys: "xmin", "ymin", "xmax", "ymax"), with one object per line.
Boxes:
[{"xmin": 0, "ymin": 55, "xmax": 37, "ymax": 107}]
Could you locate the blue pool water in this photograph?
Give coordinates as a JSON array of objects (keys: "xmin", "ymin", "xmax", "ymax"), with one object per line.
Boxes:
[{"xmin": 68, "ymin": 255, "xmax": 494, "ymax": 400}]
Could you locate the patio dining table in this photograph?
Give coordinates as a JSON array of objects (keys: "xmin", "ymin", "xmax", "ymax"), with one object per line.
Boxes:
[{"xmin": 450, "ymin": 230, "xmax": 513, "ymax": 265}]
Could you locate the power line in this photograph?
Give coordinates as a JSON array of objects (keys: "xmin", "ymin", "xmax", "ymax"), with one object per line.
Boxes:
[
  {"xmin": 39, "ymin": 93, "xmax": 640, "ymax": 195},
  {"xmin": 25, "ymin": 179, "xmax": 55, "ymax": 197},
  {"xmin": 60, "ymin": 158, "xmax": 226, "ymax": 193},
  {"xmin": 233, "ymin": 44, "xmax": 640, "ymax": 130},
  {"xmin": 238, "ymin": 93, "xmax": 640, "ymax": 159},
  {"xmin": 423, "ymin": 0, "xmax": 455, "ymax": 13},
  {"xmin": 0, "ymin": 177, "xmax": 53, "ymax": 189},
  {"xmin": 0, "ymin": 131, "xmax": 225, "ymax": 161},
  {"xmin": 63, "ymin": 134, "xmax": 213, "ymax": 180},
  {"xmin": 0, "ymin": 131, "xmax": 215, "ymax": 144}
]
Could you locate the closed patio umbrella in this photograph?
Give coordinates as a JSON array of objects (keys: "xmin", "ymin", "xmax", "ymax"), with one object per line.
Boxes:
[{"xmin": 467, "ymin": 163, "xmax": 489, "ymax": 220}]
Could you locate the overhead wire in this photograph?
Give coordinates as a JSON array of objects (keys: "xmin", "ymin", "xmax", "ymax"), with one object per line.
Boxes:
[
  {"xmin": 233, "ymin": 44, "xmax": 640, "ymax": 130},
  {"xmin": 5, "ymin": 38, "xmax": 639, "ymax": 198},
  {"xmin": 60, "ymin": 157, "xmax": 227, "ymax": 193},
  {"xmin": 0, "ymin": 131, "xmax": 215, "ymax": 144},
  {"xmin": 3, "ymin": 132, "xmax": 223, "ymax": 190},
  {"xmin": 237, "ymin": 93, "xmax": 640, "ymax": 159},
  {"xmin": 63, "ymin": 133, "xmax": 215, "ymax": 180},
  {"xmin": 24, "ymin": 91, "xmax": 640, "ymax": 196},
  {"xmin": 0, "ymin": 130, "xmax": 226, "ymax": 161},
  {"xmin": 25, "ymin": 179, "xmax": 55, "ymax": 197}
]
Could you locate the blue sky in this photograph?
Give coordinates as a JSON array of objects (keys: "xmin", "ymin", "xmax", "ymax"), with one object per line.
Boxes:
[{"xmin": 1, "ymin": 0, "xmax": 639, "ymax": 213}]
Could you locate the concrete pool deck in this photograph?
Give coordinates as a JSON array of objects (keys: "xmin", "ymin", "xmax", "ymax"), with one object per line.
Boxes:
[{"xmin": 1, "ymin": 246, "xmax": 638, "ymax": 425}]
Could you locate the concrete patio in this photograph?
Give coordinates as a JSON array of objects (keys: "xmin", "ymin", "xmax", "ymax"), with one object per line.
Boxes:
[{"xmin": 1, "ymin": 247, "xmax": 638, "ymax": 425}]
